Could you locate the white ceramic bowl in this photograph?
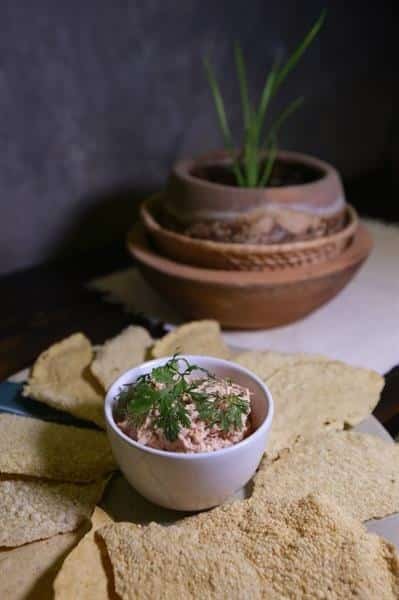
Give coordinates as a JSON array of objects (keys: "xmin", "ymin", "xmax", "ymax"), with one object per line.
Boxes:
[{"xmin": 104, "ymin": 355, "xmax": 274, "ymax": 511}]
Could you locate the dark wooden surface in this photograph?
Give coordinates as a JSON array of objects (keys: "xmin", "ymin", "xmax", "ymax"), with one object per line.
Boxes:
[{"xmin": 0, "ymin": 244, "xmax": 398, "ymax": 438}]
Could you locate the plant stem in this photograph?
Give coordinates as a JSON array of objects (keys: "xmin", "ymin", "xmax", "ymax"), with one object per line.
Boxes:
[
  {"xmin": 203, "ymin": 57, "xmax": 245, "ymax": 185},
  {"xmin": 258, "ymin": 141, "xmax": 278, "ymax": 187},
  {"xmin": 263, "ymin": 96, "xmax": 304, "ymax": 148},
  {"xmin": 234, "ymin": 43, "xmax": 252, "ymax": 131},
  {"xmin": 273, "ymin": 10, "xmax": 326, "ymax": 94},
  {"xmin": 203, "ymin": 10, "xmax": 326, "ymax": 188}
]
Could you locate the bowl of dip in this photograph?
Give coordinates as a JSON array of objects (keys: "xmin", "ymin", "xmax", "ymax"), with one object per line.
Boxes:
[{"xmin": 104, "ymin": 355, "xmax": 273, "ymax": 511}]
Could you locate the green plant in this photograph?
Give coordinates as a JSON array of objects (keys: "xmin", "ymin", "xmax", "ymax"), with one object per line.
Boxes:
[{"xmin": 204, "ymin": 10, "xmax": 326, "ymax": 188}]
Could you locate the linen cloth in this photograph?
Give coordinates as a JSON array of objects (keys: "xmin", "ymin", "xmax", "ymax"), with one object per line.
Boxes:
[{"xmin": 90, "ymin": 219, "xmax": 399, "ymax": 374}]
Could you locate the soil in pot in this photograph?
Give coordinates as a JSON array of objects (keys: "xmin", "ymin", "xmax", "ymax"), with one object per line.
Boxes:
[{"xmin": 191, "ymin": 157, "xmax": 323, "ymax": 189}]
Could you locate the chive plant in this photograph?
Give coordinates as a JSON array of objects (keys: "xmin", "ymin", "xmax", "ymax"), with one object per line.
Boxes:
[{"xmin": 204, "ymin": 11, "xmax": 325, "ymax": 188}]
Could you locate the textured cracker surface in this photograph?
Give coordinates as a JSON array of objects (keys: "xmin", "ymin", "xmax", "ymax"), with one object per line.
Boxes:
[
  {"xmin": 151, "ymin": 320, "xmax": 230, "ymax": 359},
  {"xmin": 253, "ymin": 431, "xmax": 399, "ymax": 521},
  {"xmin": 0, "ymin": 529, "xmax": 85, "ymax": 600},
  {"xmin": 265, "ymin": 361, "xmax": 383, "ymax": 454},
  {"xmin": 91, "ymin": 326, "xmax": 153, "ymax": 389},
  {"xmin": 24, "ymin": 333, "xmax": 105, "ymax": 428},
  {"xmin": 0, "ymin": 478, "xmax": 105, "ymax": 546},
  {"xmin": 234, "ymin": 349, "xmax": 328, "ymax": 380},
  {"xmin": 180, "ymin": 494, "xmax": 399, "ymax": 599},
  {"xmin": 0, "ymin": 414, "xmax": 115, "ymax": 482},
  {"xmin": 54, "ymin": 506, "xmax": 114, "ymax": 600},
  {"xmin": 99, "ymin": 521, "xmax": 262, "ymax": 600}
]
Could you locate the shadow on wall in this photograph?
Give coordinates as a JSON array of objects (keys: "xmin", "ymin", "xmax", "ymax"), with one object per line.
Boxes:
[
  {"xmin": 10, "ymin": 163, "xmax": 399, "ymax": 276},
  {"xmin": 0, "ymin": 1, "xmax": 397, "ymax": 276},
  {"xmin": 54, "ymin": 157, "xmax": 399, "ymax": 269},
  {"xmin": 51, "ymin": 186, "xmax": 156, "ymax": 264},
  {"xmin": 346, "ymin": 163, "xmax": 398, "ymax": 224}
]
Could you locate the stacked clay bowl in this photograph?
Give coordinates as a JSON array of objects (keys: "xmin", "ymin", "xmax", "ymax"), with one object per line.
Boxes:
[
  {"xmin": 128, "ymin": 205, "xmax": 371, "ymax": 330},
  {"xmin": 129, "ymin": 152, "xmax": 371, "ymax": 328},
  {"xmin": 140, "ymin": 194, "xmax": 359, "ymax": 272}
]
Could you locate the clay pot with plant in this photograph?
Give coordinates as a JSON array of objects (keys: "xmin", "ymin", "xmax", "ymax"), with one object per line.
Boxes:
[{"xmin": 161, "ymin": 11, "xmax": 351, "ymax": 247}]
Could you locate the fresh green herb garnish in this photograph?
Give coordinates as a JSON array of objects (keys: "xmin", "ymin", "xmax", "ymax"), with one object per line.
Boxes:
[
  {"xmin": 221, "ymin": 395, "xmax": 250, "ymax": 431},
  {"xmin": 115, "ymin": 356, "xmax": 249, "ymax": 442},
  {"xmin": 191, "ymin": 391, "xmax": 249, "ymax": 433}
]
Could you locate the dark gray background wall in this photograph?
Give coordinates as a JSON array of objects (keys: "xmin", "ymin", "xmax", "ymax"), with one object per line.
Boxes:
[{"xmin": 0, "ymin": 0, "xmax": 397, "ymax": 275}]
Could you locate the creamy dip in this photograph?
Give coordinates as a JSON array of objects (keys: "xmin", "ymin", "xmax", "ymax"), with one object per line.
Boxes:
[{"xmin": 114, "ymin": 358, "xmax": 252, "ymax": 453}]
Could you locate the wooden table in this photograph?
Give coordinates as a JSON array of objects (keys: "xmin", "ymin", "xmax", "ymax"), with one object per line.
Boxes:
[{"xmin": 1, "ymin": 244, "xmax": 398, "ymax": 437}]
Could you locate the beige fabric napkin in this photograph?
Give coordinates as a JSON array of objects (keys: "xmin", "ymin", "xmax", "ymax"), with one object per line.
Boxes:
[{"xmin": 90, "ymin": 219, "xmax": 399, "ymax": 375}]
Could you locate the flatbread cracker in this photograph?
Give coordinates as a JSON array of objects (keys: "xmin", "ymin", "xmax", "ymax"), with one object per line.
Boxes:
[
  {"xmin": 252, "ymin": 431, "xmax": 399, "ymax": 521},
  {"xmin": 265, "ymin": 361, "xmax": 383, "ymax": 454},
  {"xmin": 234, "ymin": 349, "xmax": 328, "ymax": 380},
  {"xmin": 151, "ymin": 320, "xmax": 230, "ymax": 359},
  {"xmin": 0, "ymin": 414, "xmax": 115, "ymax": 482},
  {"xmin": 91, "ymin": 326, "xmax": 153, "ymax": 389},
  {"xmin": 54, "ymin": 507, "xmax": 115, "ymax": 600},
  {"xmin": 0, "ymin": 528, "xmax": 87, "ymax": 600},
  {"xmin": 99, "ymin": 521, "xmax": 262, "ymax": 600},
  {"xmin": 0, "ymin": 478, "xmax": 105, "ymax": 547},
  {"xmin": 24, "ymin": 333, "xmax": 105, "ymax": 428},
  {"xmin": 98, "ymin": 495, "xmax": 399, "ymax": 599},
  {"xmin": 180, "ymin": 494, "xmax": 399, "ymax": 599}
]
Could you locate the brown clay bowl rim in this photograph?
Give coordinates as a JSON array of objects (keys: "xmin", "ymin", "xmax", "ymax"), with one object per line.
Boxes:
[
  {"xmin": 127, "ymin": 222, "xmax": 372, "ymax": 287},
  {"xmin": 141, "ymin": 194, "xmax": 358, "ymax": 254},
  {"xmin": 172, "ymin": 150, "xmax": 340, "ymax": 195}
]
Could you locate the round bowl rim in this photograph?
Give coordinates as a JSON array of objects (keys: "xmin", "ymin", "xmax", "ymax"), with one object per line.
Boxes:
[
  {"xmin": 127, "ymin": 222, "xmax": 372, "ymax": 286},
  {"xmin": 171, "ymin": 149, "xmax": 340, "ymax": 195},
  {"xmin": 104, "ymin": 355, "xmax": 274, "ymax": 461},
  {"xmin": 141, "ymin": 193, "xmax": 358, "ymax": 255}
]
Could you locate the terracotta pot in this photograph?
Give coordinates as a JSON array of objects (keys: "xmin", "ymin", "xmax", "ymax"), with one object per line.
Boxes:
[
  {"xmin": 164, "ymin": 150, "xmax": 346, "ymax": 241},
  {"xmin": 141, "ymin": 195, "xmax": 358, "ymax": 271},
  {"xmin": 127, "ymin": 223, "xmax": 372, "ymax": 330}
]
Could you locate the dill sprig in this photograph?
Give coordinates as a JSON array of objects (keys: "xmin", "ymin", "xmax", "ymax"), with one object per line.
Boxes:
[{"xmin": 115, "ymin": 356, "xmax": 249, "ymax": 442}]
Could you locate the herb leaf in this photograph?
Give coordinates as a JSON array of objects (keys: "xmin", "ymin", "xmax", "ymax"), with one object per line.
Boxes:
[
  {"xmin": 115, "ymin": 356, "xmax": 250, "ymax": 442},
  {"xmin": 219, "ymin": 395, "xmax": 249, "ymax": 432},
  {"xmin": 123, "ymin": 379, "xmax": 156, "ymax": 426}
]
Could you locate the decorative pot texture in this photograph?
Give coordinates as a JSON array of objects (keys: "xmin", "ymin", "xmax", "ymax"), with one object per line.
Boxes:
[
  {"xmin": 141, "ymin": 196, "xmax": 358, "ymax": 272},
  {"xmin": 165, "ymin": 151, "xmax": 346, "ymax": 242}
]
